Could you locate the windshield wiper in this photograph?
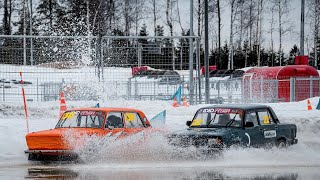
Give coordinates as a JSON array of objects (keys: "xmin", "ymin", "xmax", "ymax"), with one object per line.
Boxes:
[
  {"xmin": 206, "ymin": 113, "xmax": 217, "ymax": 127},
  {"xmin": 225, "ymin": 113, "xmax": 238, "ymax": 127}
]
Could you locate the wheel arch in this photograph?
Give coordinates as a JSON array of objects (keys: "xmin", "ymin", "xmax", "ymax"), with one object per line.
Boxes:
[{"xmin": 276, "ymin": 136, "xmax": 287, "ymax": 143}]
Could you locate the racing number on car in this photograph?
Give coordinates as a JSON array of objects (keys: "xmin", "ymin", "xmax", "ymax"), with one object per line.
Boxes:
[
  {"xmin": 191, "ymin": 119, "xmax": 202, "ymax": 126},
  {"xmin": 263, "ymin": 115, "xmax": 270, "ymax": 124},
  {"xmin": 61, "ymin": 111, "xmax": 76, "ymax": 120},
  {"xmin": 125, "ymin": 113, "xmax": 135, "ymax": 122}
]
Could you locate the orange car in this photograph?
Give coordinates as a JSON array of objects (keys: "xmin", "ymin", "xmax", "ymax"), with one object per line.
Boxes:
[{"xmin": 25, "ymin": 108, "xmax": 151, "ymax": 161}]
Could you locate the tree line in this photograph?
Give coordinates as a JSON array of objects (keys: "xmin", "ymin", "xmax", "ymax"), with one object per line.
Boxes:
[{"xmin": 0, "ymin": 0, "xmax": 319, "ymax": 69}]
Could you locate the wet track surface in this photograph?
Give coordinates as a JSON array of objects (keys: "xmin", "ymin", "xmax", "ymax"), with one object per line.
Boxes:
[
  {"xmin": 1, "ymin": 162, "xmax": 320, "ymax": 179},
  {"xmin": 1, "ymin": 101, "xmax": 320, "ymax": 179}
]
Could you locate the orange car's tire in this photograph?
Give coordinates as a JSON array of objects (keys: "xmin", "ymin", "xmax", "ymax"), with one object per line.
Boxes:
[{"xmin": 28, "ymin": 154, "xmax": 38, "ymax": 161}]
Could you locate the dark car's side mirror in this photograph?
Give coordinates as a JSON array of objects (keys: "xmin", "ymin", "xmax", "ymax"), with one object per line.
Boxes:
[
  {"xmin": 245, "ymin": 122, "xmax": 254, "ymax": 128},
  {"xmin": 186, "ymin": 121, "xmax": 192, "ymax": 126}
]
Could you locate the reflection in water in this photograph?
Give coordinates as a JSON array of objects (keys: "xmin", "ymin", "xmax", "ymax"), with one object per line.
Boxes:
[
  {"xmin": 196, "ymin": 171, "xmax": 298, "ymax": 180},
  {"xmin": 25, "ymin": 167, "xmax": 300, "ymax": 180},
  {"xmin": 26, "ymin": 168, "xmax": 78, "ymax": 179}
]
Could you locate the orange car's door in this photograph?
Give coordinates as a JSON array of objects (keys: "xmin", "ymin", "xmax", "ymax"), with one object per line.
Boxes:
[
  {"xmin": 119, "ymin": 112, "xmax": 147, "ymax": 139},
  {"xmin": 104, "ymin": 112, "xmax": 126, "ymax": 139}
]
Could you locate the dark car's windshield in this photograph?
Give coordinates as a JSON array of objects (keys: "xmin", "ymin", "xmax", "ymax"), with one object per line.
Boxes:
[
  {"xmin": 191, "ymin": 108, "xmax": 243, "ymax": 128},
  {"xmin": 56, "ymin": 110, "xmax": 105, "ymax": 128}
]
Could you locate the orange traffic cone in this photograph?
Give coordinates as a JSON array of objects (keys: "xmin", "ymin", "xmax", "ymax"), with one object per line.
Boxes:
[
  {"xmin": 307, "ymin": 99, "xmax": 313, "ymax": 110},
  {"xmin": 182, "ymin": 96, "xmax": 190, "ymax": 107},
  {"xmin": 59, "ymin": 92, "xmax": 67, "ymax": 117},
  {"xmin": 173, "ymin": 97, "xmax": 179, "ymax": 107}
]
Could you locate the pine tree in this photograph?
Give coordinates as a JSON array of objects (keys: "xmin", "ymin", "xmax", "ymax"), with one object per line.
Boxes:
[
  {"xmin": 155, "ymin": 25, "xmax": 164, "ymax": 37},
  {"xmin": 176, "ymin": 29, "xmax": 190, "ymax": 70},
  {"xmin": 34, "ymin": 0, "xmax": 65, "ymax": 35},
  {"xmin": 2, "ymin": 0, "xmax": 12, "ymax": 35},
  {"xmin": 138, "ymin": 23, "xmax": 149, "ymax": 66},
  {"xmin": 220, "ymin": 42, "xmax": 229, "ymax": 69},
  {"xmin": 288, "ymin": 45, "xmax": 299, "ymax": 65},
  {"xmin": 64, "ymin": 0, "xmax": 87, "ymax": 36}
]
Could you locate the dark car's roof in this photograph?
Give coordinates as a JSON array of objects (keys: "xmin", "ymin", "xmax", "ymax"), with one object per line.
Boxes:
[{"xmin": 201, "ymin": 104, "xmax": 271, "ymax": 110}]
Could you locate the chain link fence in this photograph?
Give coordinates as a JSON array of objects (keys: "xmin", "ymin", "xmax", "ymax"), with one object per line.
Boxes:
[
  {"xmin": 0, "ymin": 35, "xmax": 319, "ymax": 104},
  {"xmin": 0, "ymin": 35, "xmax": 200, "ymax": 103}
]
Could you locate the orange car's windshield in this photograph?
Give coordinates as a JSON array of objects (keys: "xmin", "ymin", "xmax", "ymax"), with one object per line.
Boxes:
[{"xmin": 56, "ymin": 111, "xmax": 105, "ymax": 128}]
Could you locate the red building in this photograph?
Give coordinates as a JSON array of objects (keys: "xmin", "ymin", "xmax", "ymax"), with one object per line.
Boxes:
[{"xmin": 243, "ymin": 65, "xmax": 319, "ymax": 102}]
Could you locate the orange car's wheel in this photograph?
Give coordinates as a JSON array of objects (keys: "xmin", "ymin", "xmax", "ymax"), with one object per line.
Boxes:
[{"xmin": 28, "ymin": 153, "xmax": 39, "ymax": 161}]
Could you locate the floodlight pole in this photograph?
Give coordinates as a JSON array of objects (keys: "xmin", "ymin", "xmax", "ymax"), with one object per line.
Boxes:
[
  {"xmin": 23, "ymin": 0, "xmax": 26, "ymax": 66},
  {"xmin": 204, "ymin": 0, "xmax": 209, "ymax": 104},
  {"xmin": 300, "ymin": 0, "xmax": 305, "ymax": 55},
  {"xmin": 189, "ymin": 0, "xmax": 194, "ymax": 105},
  {"xmin": 29, "ymin": 0, "xmax": 33, "ymax": 65}
]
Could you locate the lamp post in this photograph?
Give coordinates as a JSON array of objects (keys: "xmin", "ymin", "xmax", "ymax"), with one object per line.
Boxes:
[{"xmin": 300, "ymin": 0, "xmax": 305, "ymax": 55}]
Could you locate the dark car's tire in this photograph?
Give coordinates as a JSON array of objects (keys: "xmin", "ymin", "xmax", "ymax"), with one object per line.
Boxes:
[
  {"xmin": 276, "ymin": 139, "xmax": 287, "ymax": 148},
  {"xmin": 230, "ymin": 141, "xmax": 241, "ymax": 149}
]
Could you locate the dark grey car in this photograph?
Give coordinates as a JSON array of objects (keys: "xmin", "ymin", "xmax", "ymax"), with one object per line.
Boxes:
[{"xmin": 169, "ymin": 104, "xmax": 298, "ymax": 150}]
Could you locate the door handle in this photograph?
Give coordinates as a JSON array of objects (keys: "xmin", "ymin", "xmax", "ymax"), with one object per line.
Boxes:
[{"xmin": 275, "ymin": 126, "xmax": 278, "ymax": 129}]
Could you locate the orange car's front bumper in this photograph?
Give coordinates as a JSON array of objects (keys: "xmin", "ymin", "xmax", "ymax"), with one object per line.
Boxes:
[{"xmin": 24, "ymin": 149, "xmax": 75, "ymax": 155}]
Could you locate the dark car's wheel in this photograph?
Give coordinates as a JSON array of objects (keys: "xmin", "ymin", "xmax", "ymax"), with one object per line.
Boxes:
[
  {"xmin": 276, "ymin": 139, "xmax": 287, "ymax": 148},
  {"xmin": 229, "ymin": 141, "xmax": 242, "ymax": 149}
]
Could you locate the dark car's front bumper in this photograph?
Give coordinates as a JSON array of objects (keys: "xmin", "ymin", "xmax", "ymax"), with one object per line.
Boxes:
[{"xmin": 167, "ymin": 134, "xmax": 224, "ymax": 151}]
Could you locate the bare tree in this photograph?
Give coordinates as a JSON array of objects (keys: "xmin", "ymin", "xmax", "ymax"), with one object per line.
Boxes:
[
  {"xmin": 165, "ymin": 0, "xmax": 175, "ymax": 36},
  {"xmin": 133, "ymin": 0, "xmax": 146, "ymax": 36},
  {"xmin": 248, "ymin": 0, "xmax": 256, "ymax": 50},
  {"xmin": 165, "ymin": 0, "xmax": 177, "ymax": 70},
  {"xmin": 217, "ymin": 0, "xmax": 221, "ymax": 68},
  {"xmin": 314, "ymin": 0, "xmax": 320, "ymax": 68},
  {"xmin": 124, "ymin": 0, "xmax": 130, "ymax": 36},
  {"xmin": 117, "ymin": 0, "xmax": 146, "ymax": 36},
  {"xmin": 234, "ymin": 0, "xmax": 256, "ymax": 67},
  {"xmin": 273, "ymin": 0, "xmax": 293, "ymax": 66},
  {"xmin": 307, "ymin": 0, "xmax": 320, "ymax": 68},
  {"xmin": 176, "ymin": 0, "xmax": 184, "ymax": 33},
  {"xmin": 107, "ymin": 0, "xmax": 116, "ymax": 35},
  {"xmin": 2, "ymin": 0, "xmax": 12, "ymax": 34},
  {"xmin": 236, "ymin": 0, "xmax": 245, "ymax": 48},
  {"xmin": 148, "ymin": 0, "xmax": 159, "ymax": 36},
  {"xmin": 228, "ymin": 0, "xmax": 241, "ymax": 70},
  {"xmin": 267, "ymin": 0, "xmax": 277, "ymax": 66},
  {"xmin": 256, "ymin": 0, "xmax": 263, "ymax": 67},
  {"xmin": 197, "ymin": 0, "xmax": 203, "ymax": 40}
]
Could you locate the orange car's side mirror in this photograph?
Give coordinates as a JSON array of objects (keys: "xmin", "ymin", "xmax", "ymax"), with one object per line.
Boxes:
[{"xmin": 105, "ymin": 124, "xmax": 114, "ymax": 130}]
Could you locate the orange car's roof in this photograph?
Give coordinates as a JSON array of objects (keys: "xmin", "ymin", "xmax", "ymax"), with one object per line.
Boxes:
[{"xmin": 67, "ymin": 107, "xmax": 145, "ymax": 114}]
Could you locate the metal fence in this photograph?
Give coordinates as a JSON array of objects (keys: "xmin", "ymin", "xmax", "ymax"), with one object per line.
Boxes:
[
  {"xmin": 0, "ymin": 35, "xmax": 319, "ymax": 104},
  {"xmin": 0, "ymin": 35, "xmax": 201, "ymax": 103}
]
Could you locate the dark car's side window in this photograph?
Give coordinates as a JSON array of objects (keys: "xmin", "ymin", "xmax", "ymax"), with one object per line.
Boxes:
[
  {"xmin": 245, "ymin": 111, "xmax": 259, "ymax": 127},
  {"xmin": 124, "ymin": 112, "xmax": 144, "ymax": 128},
  {"xmin": 106, "ymin": 112, "xmax": 124, "ymax": 128},
  {"xmin": 257, "ymin": 109, "xmax": 274, "ymax": 125}
]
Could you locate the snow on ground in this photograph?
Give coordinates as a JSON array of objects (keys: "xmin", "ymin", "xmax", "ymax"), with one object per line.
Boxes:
[
  {"xmin": 0, "ymin": 64, "xmax": 241, "ymax": 102},
  {"xmin": 1, "ymin": 64, "xmax": 320, "ymax": 173},
  {"xmin": 0, "ymin": 97, "xmax": 320, "ymax": 168}
]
